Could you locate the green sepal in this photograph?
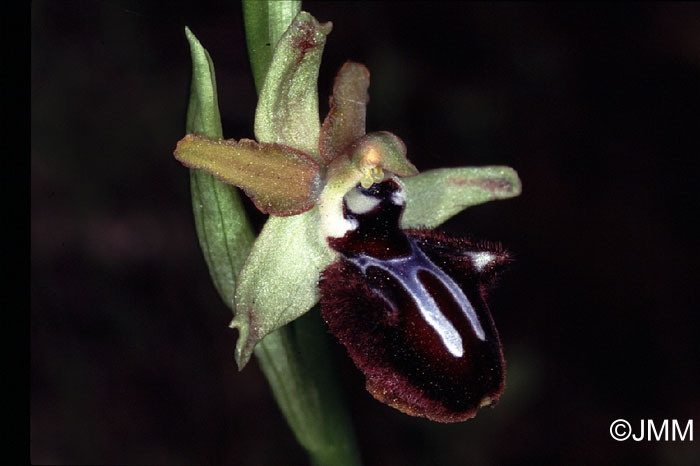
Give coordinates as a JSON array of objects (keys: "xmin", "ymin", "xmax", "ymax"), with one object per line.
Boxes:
[
  {"xmin": 254, "ymin": 11, "xmax": 332, "ymax": 162},
  {"xmin": 184, "ymin": 27, "xmax": 255, "ymax": 310},
  {"xmin": 231, "ymin": 206, "xmax": 337, "ymax": 370},
  {"xmin": 232, "ymin": 9, "xmax": 338, "ymax": 369},
  {"xmin": 401, "ymin": 166, "xmax": 522, "ymax": 229},
  {"xmin": 175, "ymin": 134, "xmax": 321, "ymax": 216},
  {"xmin": 240, "ymin": 6, "xmax": 362, "ymax": 465}
]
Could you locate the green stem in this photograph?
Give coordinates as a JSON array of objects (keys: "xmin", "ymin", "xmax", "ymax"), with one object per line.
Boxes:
[
  {"xmin": 255, "ymin": 309, "xmax": 361, "ymax": 466},
  {"xmin": 242, "ymin": 2, "xmax": 362, "ymax": 465},
  {"xmin": 242, "ymin": 0, "xmax": 302, "ymax": 93}
]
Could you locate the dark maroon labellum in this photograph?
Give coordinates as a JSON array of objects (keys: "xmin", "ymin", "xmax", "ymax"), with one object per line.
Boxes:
[{"xmin": 320, "ymin": 178, "xmax": 509, "ymax": 422}]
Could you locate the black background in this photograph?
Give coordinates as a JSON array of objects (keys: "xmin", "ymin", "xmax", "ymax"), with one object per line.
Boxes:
[{"xmin": 31, "ymin": 1, "xmax": 700, "ymax": 465}]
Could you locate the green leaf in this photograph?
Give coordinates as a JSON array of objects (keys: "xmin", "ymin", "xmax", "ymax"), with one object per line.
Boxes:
[
  {"xmin": 185, "ymin": 27, "xmax": 223, "ymax": 138},
  {"xmin": 254, "ymin": 11, "xmax": 332, "ymax": 162},
  {"xmin": 254, "ymin": 309, "xmax": 361, "ymax": 466},
  {"xmin": 175, "ymin": 134, "xmax": 321, "ymax": 216},
  {"xmin": 184, "ymin": 27, "xmax": 255, "ymax": 309},
  {"xmin": 231, "ymin": 206, "xmax": 337, "ymax": 370},
  {"xmin": 319, "ymin": 61, "xmax": 370, "ymax": 163},
  {"xmin": 400, "ymin": 166, "xmax": 522, "ymax": 229}
]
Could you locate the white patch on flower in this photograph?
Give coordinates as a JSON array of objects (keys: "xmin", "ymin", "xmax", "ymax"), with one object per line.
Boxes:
[
  {"xmin": 319, "ymin": 183, "xmax": 360, "ymax": 239},
  {"xmin": 390, "ymin": 188, "xmax": 406, "ymax": 206},
  {"xmin": 321, "ymin": 211, "xmax": 358, "ymax": 238},
  {"xmin": 467, "ymin": 251, "xmax": 496, "ymax": 272},
  {"xmin": 345, "ymin": 186, "xmax": 381, "ymax": 214},
  {"xmin": 319, "ymin": 174, "xmax": 406, "ymax": 240}
]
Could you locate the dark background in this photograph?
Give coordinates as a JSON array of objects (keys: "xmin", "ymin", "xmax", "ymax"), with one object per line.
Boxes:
[{"xmin": 31, "ymin": 1, "xmax": 700, "ymax": 465}]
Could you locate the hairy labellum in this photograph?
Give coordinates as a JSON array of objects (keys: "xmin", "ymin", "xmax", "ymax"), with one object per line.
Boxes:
[{"xmin": 320, "ymin": 178, "xmax": 509, "ymax": 422}]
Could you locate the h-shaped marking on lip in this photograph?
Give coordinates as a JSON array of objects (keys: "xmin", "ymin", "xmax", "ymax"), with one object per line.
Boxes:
[{"xmin": 346, "ymin": 238, "xmax": 486, "ymax": 358}]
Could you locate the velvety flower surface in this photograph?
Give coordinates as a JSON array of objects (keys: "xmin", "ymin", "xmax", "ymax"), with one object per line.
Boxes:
[
  {"xmin": 320, "ymin": 179, "xmax": 509, "ymax": 422},
  {"xmin": 174, "ymin": 10, "xmax": 521, "ymax": 422}
]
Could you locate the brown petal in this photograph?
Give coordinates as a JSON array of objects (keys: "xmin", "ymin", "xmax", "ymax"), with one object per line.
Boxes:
[
  {"xmin": 320, "ymin": 62, "xmax": 370, "ymax": 163},
  {"xmin": 174, "ymin": 134, "xmax": 322, "ymax": 216}
]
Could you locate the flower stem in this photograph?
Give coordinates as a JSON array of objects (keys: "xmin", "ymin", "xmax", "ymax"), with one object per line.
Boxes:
[
  {"xmin": 242, "ymin": 0, "xmax": 302, "ymax": 93},
  {"xmin": 242, "ymin": 2, "xmax": 362, "ymax": 465}
]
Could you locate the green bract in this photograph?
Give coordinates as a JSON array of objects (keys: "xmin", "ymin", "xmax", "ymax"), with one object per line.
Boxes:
[
  {"xmin": 175, "ymin": 12, "xmax": 522, "ymax": 370},
  {"xmin": 183, "ymin": 27, "xmax": 255, "ymax": 310}
]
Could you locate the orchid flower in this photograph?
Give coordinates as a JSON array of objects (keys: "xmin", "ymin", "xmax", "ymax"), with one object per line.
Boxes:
[{"xmin": 175, "ymin": 11, "xmax": 520, "ymax": 423}]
